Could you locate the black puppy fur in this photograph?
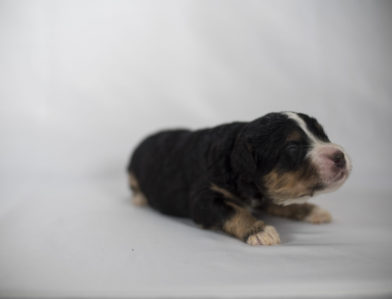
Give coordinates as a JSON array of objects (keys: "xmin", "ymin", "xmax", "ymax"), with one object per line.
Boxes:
[{"xmin": 127, "ymin": 112, "xmax": 349, "ymax": 245}]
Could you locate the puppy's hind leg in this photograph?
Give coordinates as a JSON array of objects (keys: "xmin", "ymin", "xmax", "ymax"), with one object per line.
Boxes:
[{"xmin": 128, "ymin": 172, "xmax": 148, "ymax": 206}]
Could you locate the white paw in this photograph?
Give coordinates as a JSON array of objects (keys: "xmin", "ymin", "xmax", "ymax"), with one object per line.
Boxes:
[
  {"xmin": 304, "ymin": 206, "xmax": 332, "ymax": 224},
  {"xmin": 246, "ymin": 225, "xmax": 281, "ymax": 246}
]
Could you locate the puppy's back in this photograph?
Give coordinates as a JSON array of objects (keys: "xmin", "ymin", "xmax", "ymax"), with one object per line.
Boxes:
[{"xmin": 127, "ymin": 122, "xmax": 245, "ymax": 217}]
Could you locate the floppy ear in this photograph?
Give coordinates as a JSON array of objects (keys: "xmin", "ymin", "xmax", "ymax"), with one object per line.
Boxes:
[
  {"xmin": 231, "ymin": 133, "xmax": 257, "ymax": 179},
  {"xmin": 231, "ymin": 113, "xmax": 285, "ymax": 179}
]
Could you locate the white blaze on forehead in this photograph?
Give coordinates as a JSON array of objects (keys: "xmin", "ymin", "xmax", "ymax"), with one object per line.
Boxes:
[{"xmin": 284, "ymin": 112, "xmax": 321, "ymax": 144}]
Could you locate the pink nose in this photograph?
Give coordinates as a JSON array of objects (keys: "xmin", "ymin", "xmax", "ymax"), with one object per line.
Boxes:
[{"xmin": 330, "ymin": 151, "xmax": 346, "ymax": 169}]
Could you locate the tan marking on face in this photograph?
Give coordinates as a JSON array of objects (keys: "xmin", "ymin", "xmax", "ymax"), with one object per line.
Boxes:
[
  {"xmin": 223, "ymin": 202, "xmax": 265, "ymax": 241},
  {"xmin": 286, "ymin": 130, "xmax": 302, "ymax": 142},
  {"xmin": 263, "ymin": 167, "xmax": 319, "ymax": 204},
  {"xmin": 129, "ymin": 172, "xmax": 148, "ymax": 206},
  {"xmin": 210, "ymin": 184, "xmax": 236, "ymax": 200}
]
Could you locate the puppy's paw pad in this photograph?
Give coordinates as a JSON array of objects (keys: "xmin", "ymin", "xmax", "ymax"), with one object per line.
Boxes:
[
  {"xmin": 304, "ymin": 206, "xmax": 332, "ymax": 224},
  {"xmin": 246, "ymin": 225, "xmax": 280, "ymax": 246}
]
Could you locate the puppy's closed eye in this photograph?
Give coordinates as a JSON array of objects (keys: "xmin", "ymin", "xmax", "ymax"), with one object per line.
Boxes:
[{"xmin": 285, "ymin": 142, "xmax": 300, "ymax": 156}]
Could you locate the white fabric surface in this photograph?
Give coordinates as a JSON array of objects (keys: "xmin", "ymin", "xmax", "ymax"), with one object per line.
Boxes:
[
  {"xmin": 1, "ymin": 179, "xmax": 392, "ymax": 298},
  {"xmin": 1, "ymin": 1, "xmax": 392, "ymax": 298}
]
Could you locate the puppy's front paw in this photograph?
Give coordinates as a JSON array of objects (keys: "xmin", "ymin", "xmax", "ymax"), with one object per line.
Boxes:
[
  {"xmin": 246, "ymin": 225, "xmax": 280, "ymax": 246},
  {"xmin": 304, "ymin": 206, "xmax": 332, "ymax": 224}
]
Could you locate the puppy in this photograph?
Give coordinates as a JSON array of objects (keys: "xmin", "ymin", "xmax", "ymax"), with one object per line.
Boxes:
[{"xmin": 127, "ymin": 112, "xmax": 351, "ymax": 245}]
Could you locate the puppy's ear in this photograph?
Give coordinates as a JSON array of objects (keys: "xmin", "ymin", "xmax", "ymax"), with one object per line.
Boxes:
[
  {"xmin": 231, "ymin": 134, "xmax": 257, "ymax": 178},
  {"xmin": 231, "ymin": 113, "xmax": 285, "ymax": 178}
]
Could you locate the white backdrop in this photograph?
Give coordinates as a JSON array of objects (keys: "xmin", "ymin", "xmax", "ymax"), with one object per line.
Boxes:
[{"xmin": 1, "ymin": 1, "xmax": 392, "ymax": 298}]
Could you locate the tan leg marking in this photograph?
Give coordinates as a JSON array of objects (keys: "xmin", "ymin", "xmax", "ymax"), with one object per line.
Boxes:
[
  {"xmin": 223, "ymin": 202, "xmax": 280, "ymax": 246},
  {"xmin": 128, "ymin": 172, "xmax": 148, "ymax": 206},
  {"xmin": 128, "ymin": 172, "xmax": 139, "ymax": 191},
  {"xmin": 132, "ymin": 192, "xmax": 148, "ymax": 206},
  {"xmin": 266, "ymin": 203, "xmax": 332, "ymax": 224},
  {"xmin": 210, "ymin": 184, "xmax": 236, "ymax": 200}
]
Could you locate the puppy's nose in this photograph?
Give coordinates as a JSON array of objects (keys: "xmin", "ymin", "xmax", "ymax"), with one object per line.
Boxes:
[{"xmin": 331, "ymin": 151, "xmax": 346, "ymax": 168}]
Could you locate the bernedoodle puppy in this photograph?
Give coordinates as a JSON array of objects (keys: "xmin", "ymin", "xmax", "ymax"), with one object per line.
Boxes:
[{"xmin": 127, "ymin": 112, "xmax": 351, "ymax": 245}]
